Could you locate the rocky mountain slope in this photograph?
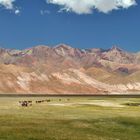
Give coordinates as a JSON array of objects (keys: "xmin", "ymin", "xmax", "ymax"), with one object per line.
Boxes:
[{"xmin": 0, "ymin": 44, "xmax": 140, "ymax": 94}]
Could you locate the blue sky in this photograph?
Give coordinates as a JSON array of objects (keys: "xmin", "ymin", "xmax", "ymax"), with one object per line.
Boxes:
[{"xmin": 0, "ymin": 0, "xmax": 139, "ymax": 52}]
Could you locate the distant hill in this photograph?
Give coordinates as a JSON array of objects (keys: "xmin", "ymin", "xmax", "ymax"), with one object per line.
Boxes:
[{"xmin": 0, "ymin": 44, "xmax": 140, "ymax": 94}]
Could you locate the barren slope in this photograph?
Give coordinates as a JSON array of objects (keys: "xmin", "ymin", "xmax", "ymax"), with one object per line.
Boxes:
[{"xmin": 0, "ymin": 44, "xmax": 140, "ymax": 94}]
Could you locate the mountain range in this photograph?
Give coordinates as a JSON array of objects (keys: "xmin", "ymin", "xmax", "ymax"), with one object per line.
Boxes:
[{"xmin": 0, "ymin": 44, "xmax": 140, "ymax": 94}]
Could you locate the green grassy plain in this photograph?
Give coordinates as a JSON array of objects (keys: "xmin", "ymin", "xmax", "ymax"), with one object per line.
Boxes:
[{"xmin": 0, "ymin": 96, "xmax": 140, "ymax": 140}]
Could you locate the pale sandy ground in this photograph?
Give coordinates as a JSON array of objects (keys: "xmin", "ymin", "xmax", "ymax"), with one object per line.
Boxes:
[{"xmin": 48, "ymin": 100, "xmax": 124, "ymax": 107}]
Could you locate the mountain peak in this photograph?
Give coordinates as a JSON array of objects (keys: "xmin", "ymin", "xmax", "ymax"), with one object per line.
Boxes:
[
  {"xmin": 109, "ymin": 46, "xmax": 123, "ymax": 52},
  {"xmin": 32, "ymin": 45, "xmax": 49, "ymax": 49},
  {"xmin": 54, "ymin": 44, "xmax": 72, "ymax": 50},
  {"xmin": 88, "ymin": 48, "xmax": 105, "ymax": 53}
]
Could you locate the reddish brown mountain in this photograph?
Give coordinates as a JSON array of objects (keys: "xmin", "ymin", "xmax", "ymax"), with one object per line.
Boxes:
[{"xmin": 0, "ymin": 44, "xmax": 140, "ymax": 94}]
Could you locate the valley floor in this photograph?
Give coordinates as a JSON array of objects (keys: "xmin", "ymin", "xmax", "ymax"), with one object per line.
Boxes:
[{"xmin": 0, "ymin": 96, "xmax": 140, "ymax": 140}]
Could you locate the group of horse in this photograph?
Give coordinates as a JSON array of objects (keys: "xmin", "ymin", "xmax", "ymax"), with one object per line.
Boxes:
[
  {"xmin": 19, "ymin": 99, "xmax": 51, "ymax": 107},
  {"xmin": 19, "ymin": 98, "xmax": 71, "ymax": 107}
]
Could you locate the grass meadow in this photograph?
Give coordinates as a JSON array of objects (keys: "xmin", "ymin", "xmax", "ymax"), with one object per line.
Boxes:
[{"xmin": 0, "ymin": 96, "xmax": 140, "ymax": 140}]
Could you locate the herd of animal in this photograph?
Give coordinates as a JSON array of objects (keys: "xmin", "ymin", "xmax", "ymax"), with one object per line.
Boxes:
[{"xmin": 19, "ymin": 98, "xmax": 70, "ymax": 107}]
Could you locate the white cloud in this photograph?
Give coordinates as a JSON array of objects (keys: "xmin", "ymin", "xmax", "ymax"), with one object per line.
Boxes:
[
  {"xmin": 40, "ymin": 10, "xmax": 50, "ymax": 15},
  {"xmin": 0, "ymin": 0, "xmax": 15, "ymax": 9},
  {"xmin": 15, "ymin": 9, "xmax": 20, "ymax": 14},
  {"xmin": 0, "ymin": 0, "xmax": 21, "ymax": 15},
  {"xmin": 46, "ymin": 0, "xmax": 137, "ymax": 14},
  {"xmin": 0, "ymin": 0, "xmax": 137, "ymax": 15}
]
